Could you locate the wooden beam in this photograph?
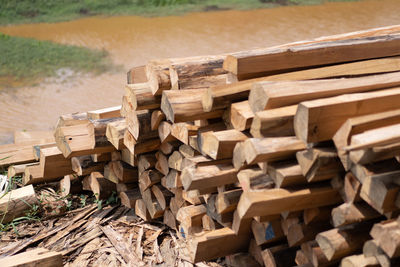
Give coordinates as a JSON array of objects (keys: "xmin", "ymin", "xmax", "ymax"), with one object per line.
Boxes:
[
  {"xmin": 249, "ymin": 71, "xmax": 400, "ymax": 112},
  {"xmin": 181, "ymin": 164, "xmax": 238, "ymax": 191},
  {"xmin": 125, "ymin": 83, "xmax": 161, "ymax": 111},
  {"xmin": 161, "ymin": 89, "xmax": 224, "ymax": 123},
  {"xmin": 224, "ymin": 33, "xmax": 400, "ymax": 79},
  {"xmin": 199, "ymin": 129, "xmax": 247, "ymax": 160},
  {"xmin": 250, "ymin": 105, "xmax": 297, "ymax": 138},
  {"xmin": 241, "ymin": 137, "xmax": 306, "ymax": 165},
  {"xmin": 87, "ymin": 106, "xmax": 121, "ymax": 120},
  {"xmin": 0, "ymin": 185, "xmax": 37, "ymax": 223},
  {"xmin": 294, "ymin": 87, "xmax": 400, "ymax": 143}
]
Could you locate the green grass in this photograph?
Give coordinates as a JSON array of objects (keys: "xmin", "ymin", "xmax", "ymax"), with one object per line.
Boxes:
[
  {"xmin": 0, "ymin": 33, "xmax": 113, "ymax": 88},
  {"xmin": 0, "ymin": 0, "xmax": 360, "ymax": 25}
]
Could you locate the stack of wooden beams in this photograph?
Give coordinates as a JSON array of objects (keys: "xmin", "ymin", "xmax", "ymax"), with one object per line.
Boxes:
[{"xmin": 3, "ymin": 24, "xmax": 400, "ymax": 266}]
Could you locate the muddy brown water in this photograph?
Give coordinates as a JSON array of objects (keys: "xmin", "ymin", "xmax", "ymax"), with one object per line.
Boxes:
[{"xmin": 0, "ymin": 0, "xmax": 399, "ymax": 144}]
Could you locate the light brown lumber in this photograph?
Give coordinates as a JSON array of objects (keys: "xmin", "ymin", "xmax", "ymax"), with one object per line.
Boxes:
[
  {"xmin": 216, "ymin": 188, "xmax": 243, "ymax": 214},
  {"xmin": 7, "ymin": 162, "xmax": 38, "ymax": 179},
  {"xmin": 229, "ymin": 101, "xmax": 254, "ymax": 131},
  {"xmin": 232, "ymin": 142, "xmax": 247, "ymax": 170},
  {"xmin": 71, "ymin": 155, "xmax": 104, "ymax": 176},
  {"xmin": 127, "ymin": 65, "xmax": 147, "ymax": 84},
  {"xmin": 179, "ymin": 144, "xmax": 199, "ymax": 158},
  {"xmin": 35, "ymin": 146, "xmax": 73, "ymax": 184},
  {"xmin": 169, "ymin": 55, "xmax": 226, "ymax": 90},
  {"xmin": 138, "ymin": 170, "xmax": 162, "ymax": 192},
  {"xmin": 370, "ymin": 220, "xmax": 400, "ymax": 259},
  {"xmin": 176, "ymin": 204, "xmax": 206, "ymax": 235},
  {"xmin": 350, "ymin": 158, "xmax": 400, "ymax": 184},
  {"xmin": 170, "ymin": 123, "xmax": 199, "ymax": 144},
  {"xmin": 316, "ymin": 224, "xmax": 372, "ymax": 261},
  {"xmin": 267, "ymin": 160, "xmax": 306, "ymax": 188},
  {"xmin": 55, "ymin": 111, "xmax": 89, "ymax": 128},
  {"xmin": 150, "ymin": 110, "xmax": 165, "ymax": 131},
  {"xmin": 237, "ymin": 168, "xmax": 274, "ymax": 192},
  {"xmin": 146, "ymin": 59, "xmax": 171, "ymax": 95},
  {"xmin": 151, "ymin": 184, "xmax": 172, "ymax": 210},
  {"xmin": 121, "ymin": 148, "xmax": 136, "ymax": 166},
  {"xmin": 138, "ymin": 153, "xmax": 157, "ymax": 175},
  {"xmin": 135, "ymin": 198, "xmax": 151, "ymax": 221},
  {"xmin": 174, "ymin": 74, "xmax": 228, "ymax": 91},
  {"xmin": 167, "ymin": 150, "xmax": 183, "ymax": 171},
  {"xmin": 347, "ymin": 123, "xmax": 400, "ymax": 151},
  {"xmin": 163, "ymin": 209, "xmax": 178, "ymax": 230},
  {"xmin": 301, "ymin": 241, "xmax": 333, "ymax": 267},
  {"xmin": 241, "ymin": 137, "xmax": 306, "ymax": 165},
  {"xmin": 160, "ymin": 141, "xmax": 176, "ymax": 155},
  {"xmin": 126, "ymin": 109, "xmax": 157, "ymax": 142},
  {"xmin": 105, "ymin": 160, "xmax": 138, "ymax": 184},
  {"xmin": 188, "ymin": 227, "xmax": 250, "ymax": 263},
  {"xmin": 181, "ymin": 164, "xmax": 238, "ymax": 191},
  {"xmin": 165, "ymin": 169, "xmax": 182, "ymax": 189},
  {"xmin": 0, "ymin": 248, "xmax": 62, "ymax": 267},
  {"xmin": 0, "ymin": 184, "xmax": 37, "ymax": 224},
  {"xmin": 359, "ymin": 170, "xmax": 400, "ymax": 213},
  {"xmin": 204, "ymin": 56, "xmax": 400, "ymax": 112},
  {"xmin": 22, "ymin": 164, "xmax": 42, "ymax": 185},
  {"xmin": 260, "ymin": 243, "xmax": 298, "ymax": 267},
  {"xmin": 344, "ymin": 172, "xmax": 362, "ymax": 203},
  {"xmin": 295, "ymin": 250, "xmax": 311, "ymax": 266},
  {"xmin": 0, "ymin": 143, "xmax": 37, "ymax": 167},
  {"xmin": 363, "ymin": 240, "xmax": 394, "ymax": 267},
  {"xmin": 294, "ymin": 87, "xmax": 400, "ymax": 143},
  {"xmin": 60, "ymin": 174, "xmax": 83, "ymax": 197},
  {"xmin": 55, "ymin": 119, "xmax": 120, "ymax": 158},
  {"xmin": 250, "ymin": 105, "xmax": 297, "ymax": 138},
  {"xmin": 250, "ymin": 71, "xmax": 400, "ymax": 112},
  {"xmin": 155, "ymin": 151, "xmax": 169, "ymax": 175},
  {"xmin": 200, "ymin": 129, "xmax": 247, "ymax": 160},
  {"xmin": 13, "ymin": 130, "xmax": 54, "ymax": 146},
  {"xmin": 234, "ymin": 184, "xmax": 341, "ymax": 229},
  {"xmin": 341, "ymin": 254, "xmax": 379, "ymax": 267},
  {"xmin": 119, "ymin": 188, "xmax": 141, "ymax": 209},
  {"xmin": 251, "ymin": 219, "xmax": 284, "ymax": 246},
  {"xmin": 161, "ymin": 89, "xmax": 224, "ymax": 123},
  {"xmin": 32, "ymin": 143, "xmax": 56, "ymax": 161},
  {"xmin": 350, "ymin": 141, "xmax": 400, "ymax": 166},
  {"xmin": 296, "ymin": 148, "xmax": 344, "ymax": 182},
  {"xmin": 158, "ymin": 121, "xmax": 175, "ymax": 143},
  {"xmin": 120, "ymin": 95, "xmax": 132, "ymax": 118},
  {"xmin": 333, "ymin": 109, "xmax": 400, "ymax": 170},
  {"xmin": 125, "ymin": 83, "xmax": 161, "ymax": 111},
  {"xmin": 202, "ymin": 214, "xmax": 217, "ymax": 231},
  {"xmin": 105, "ymin": 118, "xmax": 126, "ymax": 150},
  {"xmin": 224, "ymin": 33, "xmax": 400, "ymax": 79},
  {"xmin": 89, "ymin": 172, "xmax": 116, "ymax": 200},
  {"xmin": 87, "ymin": 106, "xmax": 121, "ymax": 120},
  {"xmin": 140, "ymin": 186, "xmax": 164, "ymax": 219},
  {"xmin": 331, "ymin": 202, "xmax": 381, "ymax": 227}
]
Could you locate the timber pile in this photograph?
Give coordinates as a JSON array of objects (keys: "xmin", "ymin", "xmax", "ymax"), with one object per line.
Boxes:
[{"xmin": 3, "ymin": 24, "xmax": 400, "ymax": 266}]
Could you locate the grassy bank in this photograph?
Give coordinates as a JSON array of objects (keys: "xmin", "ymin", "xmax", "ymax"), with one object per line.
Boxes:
[
  {"xmin": 0, "ymin": 0, "xmax": 359, "ymax": 25},
  {"xmin": 0, "ymin": 33, "xmax": 113, "ymax": 88}
]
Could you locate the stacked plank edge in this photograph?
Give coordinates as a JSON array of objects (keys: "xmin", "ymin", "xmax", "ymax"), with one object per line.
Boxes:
[{"xmin": 4, "ymin": 24, "xmax": 400, "ymax": 266}]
